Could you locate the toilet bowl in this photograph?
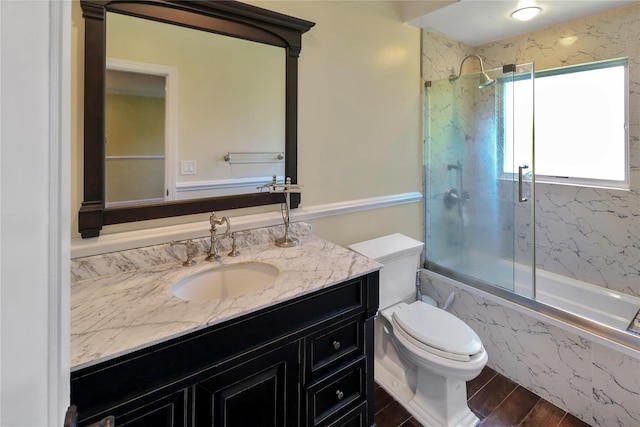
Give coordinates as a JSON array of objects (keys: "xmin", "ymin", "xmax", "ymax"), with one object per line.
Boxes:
[
  {"xmin": 380, "ymin": 301, "xmax": 487, "ymax": 426},
  {"xmin": 349, "ymin": 234, "xmax": 488, "ymax": 427},
  {"xmin": 382, "ymin": 301, "xmax": 487, "ymax": 379}
]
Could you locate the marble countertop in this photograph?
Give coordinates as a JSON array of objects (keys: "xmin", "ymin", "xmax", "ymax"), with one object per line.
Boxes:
[{"xmin": 71, "ymin": 225, "xmax": 381, "ymax": 370}]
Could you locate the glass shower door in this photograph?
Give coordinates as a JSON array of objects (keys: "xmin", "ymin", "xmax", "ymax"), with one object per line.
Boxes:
[
  {"xmin": 505, "ymin": 63, "xmax": 535, "ymax": 297},
  {"xmin": 424, "ymin": 62, "xmax": 535, "ymax": 297}
]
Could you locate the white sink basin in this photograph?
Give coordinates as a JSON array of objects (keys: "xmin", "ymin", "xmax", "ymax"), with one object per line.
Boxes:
[{"xmin": 171, "ymin": 262, "xmax": 280, "ymax": 302}]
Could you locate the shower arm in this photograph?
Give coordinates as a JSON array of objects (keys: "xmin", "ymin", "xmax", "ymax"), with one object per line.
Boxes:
[{"xmin": 450, "ymin": 55, "xmax": 486, "ymax": 81}]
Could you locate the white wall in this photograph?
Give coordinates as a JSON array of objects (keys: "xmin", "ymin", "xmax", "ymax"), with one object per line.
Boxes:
[
  {"xmin": 71, "ymin": 0, "xmax": 423, "ymax": 247},
  {"xmin": 252, "ymin": 1, "xmax": 423, "ymax": 246},
  {"xmin": 0, "ymin": 1, "xmax": 418, "ymax": 424},
  {"xmin": 1, "ymin": 1, "xmax": 70, "ymax": 426}
]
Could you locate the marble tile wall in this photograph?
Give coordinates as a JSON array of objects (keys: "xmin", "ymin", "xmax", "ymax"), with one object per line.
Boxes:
[
  {"xmin": 422, "ymin": 272, "xmax": 640, "ymax": 427},
  {"xmin": 424, "ymin": 77, "xmax": 481, "ymax": 263},
  {"xmin": 422, "ymin": 9, "xmax": 640, "ymax": 422},
  {"xmin": 423, "ymin": 40, "xmax": 514, "ymax": 272},
  {"xmin": 475, "ymin": 2, "xmax": 640, "ymax": 298},
  {"xmin": 423, "ymin": 2, "xmax": 640, "ymax": 297}
]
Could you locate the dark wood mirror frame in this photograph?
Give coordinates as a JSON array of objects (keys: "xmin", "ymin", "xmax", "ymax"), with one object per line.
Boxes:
[{"xmin": 79, "ymin": 0, "xmax": 315, "ymax": 238}]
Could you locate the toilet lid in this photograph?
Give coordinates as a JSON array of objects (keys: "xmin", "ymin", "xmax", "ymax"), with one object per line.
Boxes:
[{"xmin": 393, "ymin": 301, "xmax": 482, "ymax": 356}]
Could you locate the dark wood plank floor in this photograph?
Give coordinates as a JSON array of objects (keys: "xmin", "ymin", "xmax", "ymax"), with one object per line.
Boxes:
[{"xmin": 374, "ymin": 366, "xmax": 592, "ymax": 427}]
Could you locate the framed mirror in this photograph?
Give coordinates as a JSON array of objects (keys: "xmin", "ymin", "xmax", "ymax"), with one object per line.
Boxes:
[{"xmin": 79, "ymin": 0, "xmax": 315, "ymax": 238}]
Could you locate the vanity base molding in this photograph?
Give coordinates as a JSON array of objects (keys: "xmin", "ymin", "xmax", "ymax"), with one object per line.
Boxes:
[{"xmin": 70, "ymin": 272, "xmax": 379, "ymax": 427}]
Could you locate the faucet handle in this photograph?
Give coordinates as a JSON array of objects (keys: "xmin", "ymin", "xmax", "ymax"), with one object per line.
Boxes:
[
  {"xmin": 209, "ymin": 212, "xmax": 219, "ymax": 226},
  {"xmin": 228, "ymin": 230, "xmax": 251, "ymax": 257},
  {"xmin": 223, "ymin": 218, "xmax": 231, "ymax": 237},
  {"xmin": 170, "ymin": 239, "xmax": 197, "ymax": 267}
]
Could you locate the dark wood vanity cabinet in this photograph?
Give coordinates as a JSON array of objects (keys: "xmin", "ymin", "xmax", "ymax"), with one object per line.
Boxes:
[
  {"xmin": 70, "ymin": 272, "xmax": 379, "ymax": 427},
  {"xmin": 194, "ymin": 341, "xmax": 301, "ymax": 427}
]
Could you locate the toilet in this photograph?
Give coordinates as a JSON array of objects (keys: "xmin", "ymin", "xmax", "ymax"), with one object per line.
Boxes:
[{"xmin": 349, "ymin": 234, "xmax": 487, "ymax": 427}]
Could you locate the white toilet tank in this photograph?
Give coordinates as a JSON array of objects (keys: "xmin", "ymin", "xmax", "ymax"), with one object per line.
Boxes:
[{"xmin": 349, "ymin": 233, "xmax": 423, "ymax": 309}]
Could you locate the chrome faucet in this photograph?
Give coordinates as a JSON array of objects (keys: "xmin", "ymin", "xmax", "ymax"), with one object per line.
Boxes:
[
  {"xmin": 228, "ymin": 230, "xmax": 251, "ymax": 257},
  {"xmin": 257, "ymin": 176, "xmax": 301, "ymax": 248},
  {"xmin": 205, "ymin": 212, "xmax": 230, "ymax": 261}
]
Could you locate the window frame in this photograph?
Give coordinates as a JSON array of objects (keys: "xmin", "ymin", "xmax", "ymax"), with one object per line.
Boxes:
[{"xmin": 500, "ymin": 57, "xmax": 629, "ymax": 190}]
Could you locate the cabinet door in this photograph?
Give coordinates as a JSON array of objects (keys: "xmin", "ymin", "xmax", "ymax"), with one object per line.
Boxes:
[
  {"xmin": 194, "ymin": 341, "xmax": 300, "ymax": 427},
  {"xmin": 79, "ymin": 389, "xmax": 186, "ymax": 427}
]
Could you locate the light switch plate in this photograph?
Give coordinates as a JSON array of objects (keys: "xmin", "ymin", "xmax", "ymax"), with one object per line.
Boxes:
[{"xmin": 181, "ymin": 160, "xmax": 196, "ymax": 175}]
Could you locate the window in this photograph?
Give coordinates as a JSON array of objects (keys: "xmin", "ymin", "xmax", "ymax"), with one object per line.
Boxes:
[{"xmin": 503, "ymin": 58, "xmax": 628, "ymax": 188}]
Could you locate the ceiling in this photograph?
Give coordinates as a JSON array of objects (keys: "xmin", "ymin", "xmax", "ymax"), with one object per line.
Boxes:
[{"xmin": 400, "ymin": 0, "xmax": 638, "ymax": 46}]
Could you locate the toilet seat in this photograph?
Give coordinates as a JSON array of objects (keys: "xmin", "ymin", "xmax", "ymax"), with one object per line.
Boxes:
[{"xmin": 390, "ymin": 301, "xmax": 483, "ymax": 362}]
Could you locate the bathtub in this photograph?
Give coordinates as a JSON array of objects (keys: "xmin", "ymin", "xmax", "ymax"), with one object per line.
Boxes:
[
  {"xmin": 422, "ymin": 262, "xmax": 640, "ymax": 426},
  {"xmin": 425, "ymin": 259, "xmax": 640, "ymax": 353},
  {"xmin": 533, "ymin": 268, "xmax": 640, "ymax": 333}
]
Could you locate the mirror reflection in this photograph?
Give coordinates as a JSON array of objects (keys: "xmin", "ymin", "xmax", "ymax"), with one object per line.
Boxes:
[
  {"xmin": 105, "ymin": 12, "xmax": 286, "ymax": 206},
  {"xmin": 106, "ymin": 69, "xmax": 166, "ymax": 205}
]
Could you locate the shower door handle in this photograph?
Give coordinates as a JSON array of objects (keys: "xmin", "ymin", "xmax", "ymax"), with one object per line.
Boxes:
[{"xmin": 518, "ymin": 165, "xmax": 529, "ymax": 202}]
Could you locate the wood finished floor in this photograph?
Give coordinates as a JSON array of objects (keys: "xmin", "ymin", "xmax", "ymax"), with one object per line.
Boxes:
[{"xmin": 374, "ymin": 366, "xmax": 593, "ymax": 427}]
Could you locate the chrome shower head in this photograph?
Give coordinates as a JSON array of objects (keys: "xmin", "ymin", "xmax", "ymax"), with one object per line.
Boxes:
[
  {"xmin": 478, "ymin": 71, "xmax": 495, "ymax": 89},
  {"xmin": 449, "ymin": 54, "xmax": 495, "ymax": 89}
]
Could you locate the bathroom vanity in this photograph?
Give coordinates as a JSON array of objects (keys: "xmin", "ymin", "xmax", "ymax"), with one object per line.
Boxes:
[
  {"xmin": 71, "ymin": 1, "xmax": 379, "ymax": 423},
  {"xmin": 70, "ymin": 225, "xmax": 380, "ymax": 426}
]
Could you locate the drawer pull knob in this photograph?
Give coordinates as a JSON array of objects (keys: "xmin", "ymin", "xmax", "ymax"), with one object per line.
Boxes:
[
  {"xmin": 335, "ymin": 389, "xmax": 344, "ymax": 400},
  {"xmin": 332, "ymin": 340, "xmax": 341, "ymax": 351}
]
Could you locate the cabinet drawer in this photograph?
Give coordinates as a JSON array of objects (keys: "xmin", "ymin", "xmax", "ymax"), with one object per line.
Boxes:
[
  {"xmin": 326, "ymin": 402, "xmax": 367, "ymax": 427},
  {"xmin": 308, "ymin": 318, "xmax": 363, "ymax": 377},
  {"xmin": 306, "ymin": 357, "xmax": 365, "ymax": 426}
]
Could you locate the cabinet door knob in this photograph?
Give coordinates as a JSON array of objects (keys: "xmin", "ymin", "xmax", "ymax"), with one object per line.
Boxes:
[
  {"xmin": 332, "ymin": 340, "xmax": 341, "ymax": 351},
  {"xmin": 335, "ymin": 389, "xmax": 344, "ymax": 400}
]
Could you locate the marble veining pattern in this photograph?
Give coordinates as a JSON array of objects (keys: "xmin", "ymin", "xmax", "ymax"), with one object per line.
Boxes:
[
  {"xmin": 70, "ymin": 222, "xmax": 314, "ymax": 281},
  {"xmin": 421, "ymin": 4, "xmax": 640, "ymax": 426},
  {"xmin": 423, "ymin": 273, "xmax": 640, "ymax": 427},
  {"xmin": 475, "ymin": 2, "xmax": 640, "ymax": 297},
  {"xmin": 423, "ymin": 3, "xmax": 640, "ymax": 298},
  {"xmin": 453, "ymin": 284, "xmax": 593, "ymax": 420},
  {"xmin": 71, "ymin": 223, "xmax": 380, "ymax": 370},
  {"xmin": 592, "ymin": 343, "xmax": 640, "ymax": 426},
  {"xmin": 535, "ymin": 186, "xmax": 640, "ymax": 297}
]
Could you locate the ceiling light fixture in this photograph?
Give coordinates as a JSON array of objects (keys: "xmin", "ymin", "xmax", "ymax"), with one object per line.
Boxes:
[{"xmin": 511, "ymin": 6, "xmax": 541, "ymax": 21}]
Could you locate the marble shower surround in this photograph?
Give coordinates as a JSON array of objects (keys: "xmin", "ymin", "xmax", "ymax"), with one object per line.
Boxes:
[
  {"xmin": 421, "ymin": 6, "xmax": 640, "ymax": 426},
  {"xmin": 423, "ymin": 2, "xmax": 640, "ymax": 297},
  {"xmin": 423, "ymin": 273, "xmax": 640, "ymax": 427},
  {"xmin": 70, "ymin": 223, "xmax": 381, "ymax": 370}
]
